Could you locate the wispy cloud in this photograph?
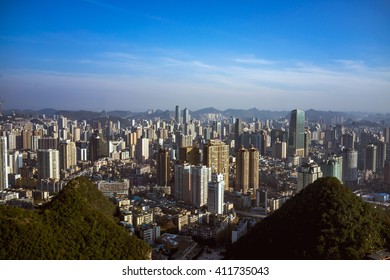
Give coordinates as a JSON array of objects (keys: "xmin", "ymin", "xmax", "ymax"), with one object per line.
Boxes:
[
  {"xmin": 101, "ymin": 52, "xmax": 138, "ymax": 62},
  {"xmin": 234, "ymin": 56, "xmax": 276, "ymax": 65},
  {"xmin": 2, "ymin": 50, "xmax": 390, "ymax": 112},
  {"xmin": 333, "ymin": 59, "xmax": 366, "ymax": 71},
  {"xmin": 143, "ymin": 14, "xmax": 170, "ymax": 23}
]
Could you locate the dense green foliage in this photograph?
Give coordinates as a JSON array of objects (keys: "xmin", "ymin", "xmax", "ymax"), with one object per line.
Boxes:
[
  {"xmin": 226, "ymin": 177, "xmax": 390, "ymax": 259},
  {"xmin": 0, "ymin": 177, "xmax": 151, "ymax": 260}
]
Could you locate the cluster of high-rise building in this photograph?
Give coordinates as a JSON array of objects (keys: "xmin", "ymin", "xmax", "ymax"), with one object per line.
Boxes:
[
  {"xmin": 0, "ymin": 106, "xmax": 389, "ymax": 215},
  {"xmin": 1, "ymin": 105, "xmax": 390, "ymax": 259}
]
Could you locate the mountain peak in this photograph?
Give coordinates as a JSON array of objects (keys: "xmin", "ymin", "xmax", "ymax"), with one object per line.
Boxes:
[{"xmin": 226, "ymin": 177, "xmax": 390, "ymax": 259}]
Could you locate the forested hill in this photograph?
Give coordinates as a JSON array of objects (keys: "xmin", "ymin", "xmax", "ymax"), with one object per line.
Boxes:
[
  {"xmin": 0, "ymin": 177, "xmax": 151, "ymax": 260},
  {"xmin": 226, "ymin": 177, "xmax": 390, "ymax": 260}
]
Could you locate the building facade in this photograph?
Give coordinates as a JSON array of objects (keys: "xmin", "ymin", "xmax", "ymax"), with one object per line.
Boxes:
[
  {"xmin": 207, "ymin": 173, "xmax": 225, "ymax": 214},
  {"xmin": 0, "ymin": 137, "xmax": 8, "ymax": 190},
  {"xmin": 203, "ymin": 140, "xmax": 230, "ymax": 191},
  {"xmin": 297, "ymin": 160, "xmax": 323, "ymax": 192}
]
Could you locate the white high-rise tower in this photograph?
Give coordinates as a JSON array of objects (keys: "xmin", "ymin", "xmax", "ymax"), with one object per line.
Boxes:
[{"xmin": 0, "ymin": 137, "xmax": 9, "ymax": 190}]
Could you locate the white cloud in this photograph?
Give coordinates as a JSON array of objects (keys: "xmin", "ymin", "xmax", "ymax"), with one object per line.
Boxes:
[
  {"xmin": 234, "ymin": 57, "xmax": 276, "ymax": 65},
  {"xmin": 1, "ymin": 52, "xmax": 390, "ymax": 112}
]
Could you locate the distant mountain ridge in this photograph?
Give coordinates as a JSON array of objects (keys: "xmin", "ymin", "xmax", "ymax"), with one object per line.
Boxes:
[{"xmin": 3, "ymin": 107, "xmax": 390, "ymax": 123}]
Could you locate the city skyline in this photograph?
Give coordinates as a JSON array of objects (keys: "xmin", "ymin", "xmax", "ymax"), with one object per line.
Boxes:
[{"xmin": 1, "ymin": 1, "xmax": 390, "ymax": 112}]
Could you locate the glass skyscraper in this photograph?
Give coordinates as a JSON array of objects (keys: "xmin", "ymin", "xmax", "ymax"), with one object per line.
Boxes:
[{"xmin": 288, "ymin": 109, "xmax": 305, "ymax": 156}]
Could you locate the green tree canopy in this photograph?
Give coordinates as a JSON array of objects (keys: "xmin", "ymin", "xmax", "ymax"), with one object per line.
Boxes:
[
  {"xmin": 0, "ymin": 177, "xmax": 151, "ymax": 260},
  {"xmin": 226, "ymin": 177, "xmax": 390, "ymax": 259}
]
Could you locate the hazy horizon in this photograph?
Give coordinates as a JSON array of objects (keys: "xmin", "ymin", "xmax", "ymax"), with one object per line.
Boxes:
[
  {"xmin": 3, "ymin": 105, "xmax": 390, "ymax": 116},
  {"xmin": 1, "ymin": 1, "xmax": 389, "ymax": 113}
]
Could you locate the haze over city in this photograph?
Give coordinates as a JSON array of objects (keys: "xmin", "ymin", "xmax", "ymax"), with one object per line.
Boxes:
[{"xmin": 0, "ymin": 0, "xmax": 389, "ymax": 112}]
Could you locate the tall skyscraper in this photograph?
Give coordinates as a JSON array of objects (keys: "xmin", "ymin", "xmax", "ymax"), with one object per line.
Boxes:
[
  {"xmin": 207, "ymin": 173, "xmax": 225, "ymax": 214},
  {"xmin": 59, "ymin": 140, "xmax": 77, "ymax": 171},
  {"xmin": 342, "ymin": 132, "xmax": 355, "ymax": 149},
  {"xmin": 0, "ymin": 137, "xmax": 9, "ymax": 190},
  {"xmin": 37, "ymin": 149, "xmax": 60, "ymax": 181},
  {"xmin": 192, "ymin": 165, "xmax": 211, "ymax": 207},
  {"xmin": 136, "ymin": 137, "xmax": 149, "ymax": 163},
  {"xmin": 364, "ymin": 144, "xmax": 377, "ymax": 172},
  {"xmin": 157, "ymin": 149, "xmax": 170, "ymax": 186},
  {"xmin": 297, "ymin": 160, "xmax": 323, "ymax": 192},
  {"xmin": 183, "ymin": 108, "xmax": 190, "ymax": 124},
  {"xmin": 203, "ymin": 140, "xmax": 230, "ymax": 190},
  {"xmin": 236, "ymin": 145, "xmax": 259, "ymax": 194},
  {"xmin": 384, "ymin": 160, "xmax": 390, "ymax": 185},
  {"xmin": 376, "ymin": 141, "xmax": 386, "ymax": 170},
  {"xmin": 249, "ymin": 146, "xmax": 259, "ymax": 191},
  {"xmin": 234, "ymin": 119, "xmax": 244, "ymax": 151},
  {"xmin": 235, "ymin": 146, "xmax": 249, "ymax": 193},
  {"xmin": 342, "ymin": 148, "xmax": 358, "ymax": 186},
  {"xmin": 288, "ymin": 109, "xmax": 305, "ymax": 157},
  {"xmin": 174, "ymin": 164, "xmax": 191, "ymax": 202},
  {"xmin": 175, "ymin": 105, "xmax": 182, "ymax": 124},
  {"xmin": 384, "ymin": 127, "xmax": 390, "ymax": 145},
  {"xmin": 88, "ymin": 134, "xmax": 99, "ymax": 162}
]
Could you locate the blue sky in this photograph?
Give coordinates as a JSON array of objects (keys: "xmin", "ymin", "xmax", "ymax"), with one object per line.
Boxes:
[{"xmin": 0, "ymin": 0, "xmax": 389, "ymax": 112}]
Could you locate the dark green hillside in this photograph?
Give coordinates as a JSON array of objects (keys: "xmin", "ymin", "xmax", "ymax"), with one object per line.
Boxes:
[
  {"xmin": 0, "ymin": 177, "xmax": 151, "ymax": 260},
  {"xmin": 226, "ymin": 177, "xmax": 390, "ymax": 259}
]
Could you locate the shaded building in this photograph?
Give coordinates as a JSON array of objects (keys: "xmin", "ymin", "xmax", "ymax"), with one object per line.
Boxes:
[
  {"xmin": 136, "ymin": 137, "xmax": 149, "ymax": 163},
  {"xmin": 384, "ymin": 160, "xmax": 390, "ymax": 185},
  {"xmin": 248, "ymin": 146, "xmax": 260, "ymax": 191},
  {"xmin": 235, "ymin": 146, "xmax": 249, "ymax": 193},
  {"xmin": 179, "ymin": 146, "xmax": 202, "ymax": 165},
  {"xmin": 271, "ymin": 129, "xmax": 288, "ymax": 145},
  {"xmin": 272, "ymin": 140, "xmax": 286, "ymax": 159},
  {"xmin": 76, "ymin": 141, "xmax": 88, "ymax": 161},
  {"xmin": 88, "ymin": 133, "xmax": 99, "ymax": 162},
  {"xmin": 364, "ymin": 144, "xmax": 377, "ymax": 172},
  {"xmin": 157, "ymin": 149, "xmax": 170, "ymax": 186},
  {"xmin": 376, "ymin": 141, "xmax": 387, "ymax": 170},
  {"xmin": 240, "ymin": 131, "xmax": 262, "ymax": 151},
  {"xmin": 39, "ymin": 137, "xmax": 58, "ymax": 150},
  {"xmin": 37, "ymin": 149, "xmax": 60, "ymax": 181},
  {"xmin": 59, "ymin": 140, "xmax": 77, "ymax": 171},
  {"xmin": 234, "ymin": 118, "xmax": 244, "ymax": 151},
  {"xmin": 342, "ymin": 132, "xmax": 355, "ymax": 149}
]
